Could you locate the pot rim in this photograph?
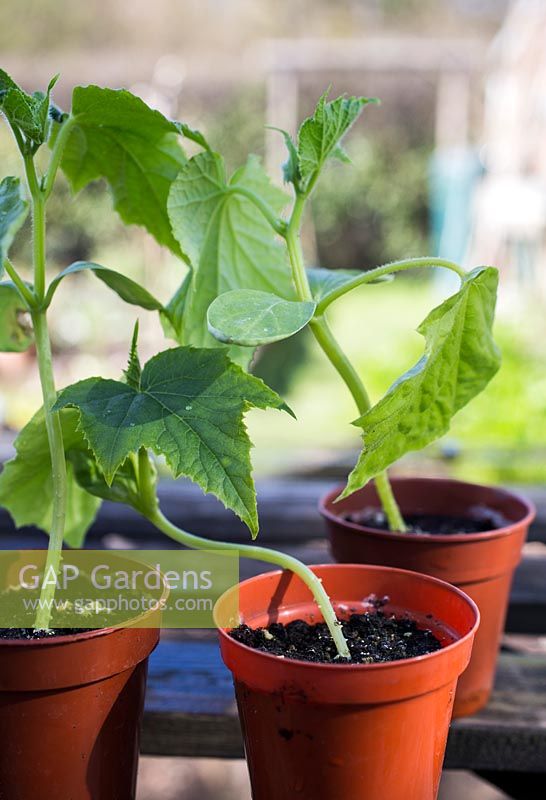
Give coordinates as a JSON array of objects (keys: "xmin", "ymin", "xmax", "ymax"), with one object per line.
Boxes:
[
  {"xmin": 319, "ymin": 476, "xmax": 536, "ymax": 544},
  {"xmin": 215, "ymin": 563, "xmax": 480, "ymax": 673},
  {"xmin": 0, "ymin": 553, "xmax": 170, "ymax": 648}
]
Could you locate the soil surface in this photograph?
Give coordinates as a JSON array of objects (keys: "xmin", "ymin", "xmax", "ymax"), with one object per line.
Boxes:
[
  {"xmin": 230, "ymin": 609, "xmax": 442, "ymax": 664},
  {"xmin": 343, "ymin": 507, "xmax": 510, "ymax": 535},
  {"xmin": 0, "ymin": 627, "xmax": 91, "ymax": 640}
]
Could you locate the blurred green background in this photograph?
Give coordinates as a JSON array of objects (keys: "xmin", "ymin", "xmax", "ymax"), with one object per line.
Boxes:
[{"xmin": 1, "ymin": 0, "xmax": 543, "ymax": 488}]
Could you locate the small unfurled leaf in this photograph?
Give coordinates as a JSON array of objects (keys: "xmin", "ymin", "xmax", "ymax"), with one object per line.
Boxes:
[
  {"xmin": 267, "ymin": 126, "xmax": 300, "ymax": 186},
  {"xmin": 0, "ymin": 408, "xmax": 101, "ymax": 546},
  {"xmin": 307, "ymin": 267, "xmax": 392, "ymax": 304},
  {"xmin": 297, "ymin": 91, "xmax": 376, "ymax": 190},
  {"xmin": 0, "ymin": 177, "xmax": 28, "ymax": 279},
  {"xmin": 45, "ymin": 261, "xmax": 163, "ymax": 310},
  {"xmin": 331, "ymin": 144, "xmax": 352, "ymax": 164},
  {"xmin": 61, "ymin": 86, "xmax": 187, "ymax": 254},
  {"xmin": 208, "ymin": 289, "xmax": 315, "ymax": 346},
  {"xmin": 174, "ymin": 121, "xmax": 211, "ymax": 151},
  {"xmin": 0, "ymin": 283, "xmax": 32, "ymax": 352},
  {"xmin": 341, "ymin": 268, "xmax": 501, "ymax": 498},
  {"xmin": 167, "ymin": 151, "xmax": 294, "ymax": 357},
  {"xmin": 123, "ymin": 321, "xmax": 142, "ymax": 388},
  {"xmin": 54, "ymin": 347, "xmax": 291, "ymax": 537},
  {"xmin": 0, "ymin": 70, "xmax": 57, "ymax": 151}
]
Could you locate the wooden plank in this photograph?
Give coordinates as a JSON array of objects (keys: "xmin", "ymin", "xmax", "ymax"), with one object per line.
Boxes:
[
  {"xmin": 142, "ymin": 641, "xmax": 546, "ymax": 770},
  {"xmin": 142, "ymin": 639, "xmax": 240, "ymax": 759},
  {"xmin": 1, "ymin": 530, "xmax": 546, "ymax": 634},
  {"xmin": 1, "ymin": 477, "xmax": 544, "ymax": 544},
  {"xmin": 447, "ymin": 654, "xmax": 546, "ymax": 772}
]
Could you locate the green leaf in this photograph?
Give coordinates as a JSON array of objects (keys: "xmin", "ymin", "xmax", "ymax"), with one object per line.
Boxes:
[
  {"xmin": 0, "ymin": 177, "xmax": 28, "ymax": 279},
  {"xmin": 341, "ymin": 268, "xmax": 501, "ymax": 498},
  {"xmin": 0, "ymin": 70, "xmax": 57, "ymax": 151},
  {"xmin": 61, "ymin": 86, "xmax": 187, "ymax": 255},
  {"xmin": 45, "ymin": 261, "xmax": 163, "ymax": 310},
  {"xmin": 167, "ymin": 151, "xmax": 294, "ymax": 355},
  {"xmin": 160, "ymin": 270, "xmax": 192, "ymax": 342},
  {"xmin": 307, "ymin": 267, "xmax": 392, "ymax": 303},
  {"xmin": 208, "ymin": 289, "xmax": 315, "ymax": 346},
  {"xmin": 0, "ymin": 408, "xmax": 101, "ymax": 546},
  {"xmin": 54, "ymin": 347, "xmax": 291, "ymax": 537},
  {"xmin": 0, "ymin": 283, "xmax": 33, "ymax": 352},
  {"xmin": 297, "ymin": 91, "xmax": 376, "ymax": 190}
]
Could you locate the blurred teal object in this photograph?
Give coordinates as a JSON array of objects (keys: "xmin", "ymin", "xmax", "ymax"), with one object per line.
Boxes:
[{"xmin": 429, "ymin": 147, "xmax": 482, "ymax": 293}]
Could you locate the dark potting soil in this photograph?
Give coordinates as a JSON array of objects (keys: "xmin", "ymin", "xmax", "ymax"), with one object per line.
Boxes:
[
  {"xmin": 230, "ymin": 610, "xmax": 442, "ymax": 664},
  {"xmin": 343, "ymin": 507, "xmax": 510, "ymax": 535},
  {"xmin": 0, "ymin": 627, "xmax": 91, "ymax": 640}
]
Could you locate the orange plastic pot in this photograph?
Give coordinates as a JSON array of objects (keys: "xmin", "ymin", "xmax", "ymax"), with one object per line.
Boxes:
[
  {"xmin": 320, "ymin": 477, "xmax": 535, "ymax": 717},
  {"xmin": 0, "ymin": 625, "xmax": 159, "ymax": 799},
  {"xmin": 216, "ymin": 563, "xmax": 479, "ymax": 800}
]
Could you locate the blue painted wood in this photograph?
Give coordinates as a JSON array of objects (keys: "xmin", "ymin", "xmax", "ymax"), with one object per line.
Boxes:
[{"xmin": 142, "ymin": 639, "xmax": 546, "ymax": 771}]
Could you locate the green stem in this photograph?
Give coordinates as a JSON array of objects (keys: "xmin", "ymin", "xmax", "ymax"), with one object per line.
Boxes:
[
  {"xmin": 2, "ymin": 258, "xmax": 37, "ymax": 308},
  {"xmin": 316, "ymin": 256, "xmax": 467, "ymax": 314},
  {"xmin": 138, "ymin": 447, "xmax": 158, "ymax": 516},
  {"xmin": 134, "ymin": 448, "xmax": 350, "ymax": 658},
  {"xmin": 31, "ymin": 311, "xmax": 68, "ymax": 630},
  {"xmin": 309, "ymin": 315, "xmax": 371, "ymax": 410},
  {"xmin": 21, "ymin": 149, "xmax": 68, "ymax": 629},
  {"xmin": 23, "ymin": 156, "xmax": 47, "ymax": 300},
  {"xmin": 285, "ymin": 195, "xmax": 313, "ymax": 300},
  {"xmin": 147, "ymin": 505, "xmax": 351, "ymax": 660},
  {"xmin": 374, "ymin": 472, "xmax": 406, "ymax": 533},
  {"xmin": 284, "ymin": 193, "xmax": 406, "ymax": 532}
]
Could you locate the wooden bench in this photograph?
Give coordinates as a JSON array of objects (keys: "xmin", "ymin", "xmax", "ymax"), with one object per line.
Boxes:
[{"xmin": 2, "ymin": 478, "xmax": 545, "ymax": 799}]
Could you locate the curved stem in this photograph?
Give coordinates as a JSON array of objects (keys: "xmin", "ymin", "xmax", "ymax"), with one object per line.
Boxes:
[
  {"xmin": 6, "ymin": 118, "xmax": 26, "ymax": 156},
  {"xmin": 228, "ymin": 186, "xmax": 287, "ymax": 236},
  {"xmin": 43, "ymin": 116, "xmax": 77, "ymax": 200},
  {"xmin": 2, "ymin": 258, "xmax": 37, "ymax": 308},
  {"xmin": 31, "ymin": 311, "xmax": 68, "ymax": 629},
  {"xmin": 284, "ymin": 194, "xmax": 406, "ymax": 532},
  {"xmin": 147, "ymin": 506, "xmax": 351, "ymax": 660},
  {"xmin": 316, "ymin": 257, "xmax": 467, "ymax": 314},
  {"xmin": 309, "ymin": 315, "xmax": 371, "ymax": 410}
]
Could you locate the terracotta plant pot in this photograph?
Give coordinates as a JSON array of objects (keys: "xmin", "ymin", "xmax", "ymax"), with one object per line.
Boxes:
[
  {"xmin": 320, "ymin": 477, "xmax": 535, "ymax": 717},
  {"xmin": 215, "ymin": 563, "xmax": 479, "ymax": 800},
  {"xmin": 0, "ymin": 625, "xmax": 159, "ymax": 799}
]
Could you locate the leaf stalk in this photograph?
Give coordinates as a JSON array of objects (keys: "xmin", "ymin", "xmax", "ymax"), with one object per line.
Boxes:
[
  {"xmin": 2, "ymin": 258, "xmax": 37, "ymax": 308},
  {"xmin": 227, "ymin": 186, "xmax": 287, "ymax": 236},
  {"xmin": 146, "ymin": 504, "xmax": 351, "ymax": 660},
  {"xmin": 316, "ymin": 256, "xmax": 467, "ymax": 314},
  {"xmin": 284, "ymin": 190, "xmax": 407, "ymax": 532}
]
